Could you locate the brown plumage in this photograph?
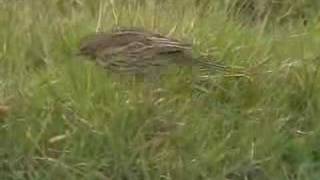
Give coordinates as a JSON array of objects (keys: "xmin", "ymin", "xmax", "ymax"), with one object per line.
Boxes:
[{"xmin": 78, "ymin": 28, "xmax": 227, "ymax": 75}]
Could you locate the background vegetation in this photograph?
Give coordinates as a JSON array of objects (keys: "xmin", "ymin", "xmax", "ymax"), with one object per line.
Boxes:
[{"xmin": 1, "ymin": 0, "xmax": 320, "ymax": 179}]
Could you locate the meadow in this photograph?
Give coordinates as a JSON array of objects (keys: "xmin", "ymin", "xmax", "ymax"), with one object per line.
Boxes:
[{"xmin": 1, "ymin": 0, "xmax": 320, "ymax": 179}]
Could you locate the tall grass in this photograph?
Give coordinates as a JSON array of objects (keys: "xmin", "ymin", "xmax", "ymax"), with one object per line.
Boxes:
[{"xmin": 1, "ymin": 0, "xmax": 320, "ymax": 179}]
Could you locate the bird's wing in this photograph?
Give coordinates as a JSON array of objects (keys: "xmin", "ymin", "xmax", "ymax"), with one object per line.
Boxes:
[{"xmin": 113, "ymin": 28, "xmax": 192, "ymax": 50}]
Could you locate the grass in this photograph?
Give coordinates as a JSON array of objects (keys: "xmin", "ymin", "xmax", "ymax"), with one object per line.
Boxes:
[{"xmin": 1, "ymin": 0, "xmax": 320, "ymax": 179}]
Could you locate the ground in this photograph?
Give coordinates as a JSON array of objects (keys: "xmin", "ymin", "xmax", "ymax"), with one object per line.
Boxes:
[{"xmin": 1, "ymin": 0, "xmax": 320, "ymax": 179}]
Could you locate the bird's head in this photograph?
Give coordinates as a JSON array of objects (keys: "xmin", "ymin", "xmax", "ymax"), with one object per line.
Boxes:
[
  {"xmin": 77, "ymin": 40, "xmax": 100, "ymax": 59},
  {"xmin": 77, "ymin": 33, "xmax": 109, "ymax": 59}
]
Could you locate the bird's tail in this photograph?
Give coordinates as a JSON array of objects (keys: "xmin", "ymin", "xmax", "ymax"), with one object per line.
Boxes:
[
  {"xmin": 195, "ymin": 60, "xmax": 229, "ymax": 72},
  {"xmin": 194, "ymin": 59, "xmax": 249, "ymax": 78}
]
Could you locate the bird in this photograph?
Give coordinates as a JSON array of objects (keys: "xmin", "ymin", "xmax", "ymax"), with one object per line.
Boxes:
[{"xmin": 78, "ymin": 27, "xmax": 231, "ymax": 76}]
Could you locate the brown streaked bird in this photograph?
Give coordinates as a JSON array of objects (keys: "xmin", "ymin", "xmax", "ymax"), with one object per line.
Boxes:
[{"xmin": 78, "ymin": 28, "xmax": 229, "ymax": 75}]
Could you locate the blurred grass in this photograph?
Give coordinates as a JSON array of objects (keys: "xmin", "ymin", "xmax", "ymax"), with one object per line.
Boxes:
[{"xmin": 1, "ymin": 0, "xmax": 320, "ymax": 179}]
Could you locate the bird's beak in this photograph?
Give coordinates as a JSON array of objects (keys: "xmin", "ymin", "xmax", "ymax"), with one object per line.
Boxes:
[{"xmin": 73, "ymin": 50, "xmax": 83, "ymax": 56}]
